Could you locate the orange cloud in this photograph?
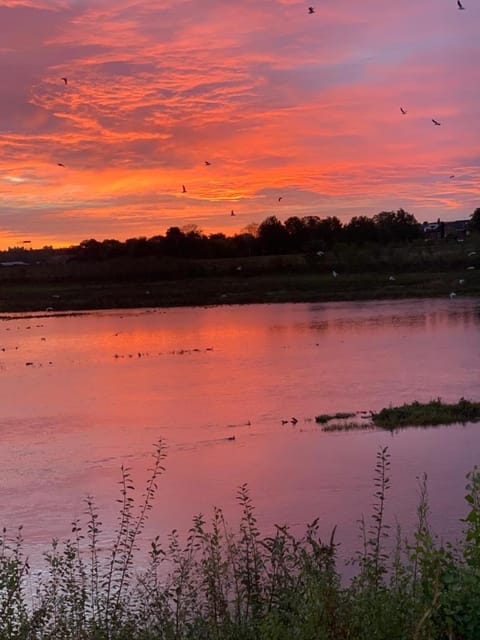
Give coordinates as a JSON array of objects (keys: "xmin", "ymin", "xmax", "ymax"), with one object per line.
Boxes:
[{"xmin": 0, "ymin": 0, "xmax": 479, "ymax": 248}]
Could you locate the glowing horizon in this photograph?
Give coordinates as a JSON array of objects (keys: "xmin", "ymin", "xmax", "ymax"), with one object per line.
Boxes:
[{"xmin": 0, "ymin": 0, "xmax": 479, "ymax": 249}]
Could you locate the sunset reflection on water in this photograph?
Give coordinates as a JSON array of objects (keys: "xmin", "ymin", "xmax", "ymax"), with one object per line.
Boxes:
[{"xmin": 1, "ymin": 297, "xmax": 480, "ymax": 567}]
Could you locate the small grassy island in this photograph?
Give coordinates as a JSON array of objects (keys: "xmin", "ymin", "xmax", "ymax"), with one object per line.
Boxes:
[
  {"xmin": 372, "ymin": 398, "xmax": 480, "ymax": 429},
  {"xmin": 315, "ymin": 399, "xmax": 480, "ymax": 431}
]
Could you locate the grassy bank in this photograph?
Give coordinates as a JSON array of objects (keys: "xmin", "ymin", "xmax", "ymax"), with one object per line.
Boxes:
[
  {"xmin": 0, "ymin": 269, "xmax": 479, "ymax": 313},
  {"xmin": 0, "ymin": 237, "xmax": 479, "ymax": 312},
  {"xmin": 2, "ymin": 444, "xmax": 480, "ymax": 639}
]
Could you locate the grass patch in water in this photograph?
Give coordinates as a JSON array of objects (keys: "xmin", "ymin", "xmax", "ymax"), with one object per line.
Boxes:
[
  {"xmin": 373, "ymin": 397, "xmax": 480, "ymax": 429},
  {"xmin": 315, "ymin": 411, "xmax": 356, "ymax": 424},
  {"xmin": 322, "ymin": 421, "xmax": 375, "ymax": 432}
]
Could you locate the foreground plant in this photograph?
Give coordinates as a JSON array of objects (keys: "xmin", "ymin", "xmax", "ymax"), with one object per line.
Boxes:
[{"xmin": 1, "ymin": 444, "xmax": 480, "ymax": 639}]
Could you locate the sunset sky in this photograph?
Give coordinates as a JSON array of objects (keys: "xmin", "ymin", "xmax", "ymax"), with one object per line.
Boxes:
[{"xmin": 0, "ymin": 0, "xmax": 479, "ymax": 249}]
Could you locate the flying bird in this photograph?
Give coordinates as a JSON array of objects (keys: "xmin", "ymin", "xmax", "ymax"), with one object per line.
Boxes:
[
  {"xmin": 61, "ymin": 77, "xmax": 68, "ymax": 85},
  {"xmin": 400, "ymin": 107, "xmax": 407, "ymax": 115},
  {"xmin": 432, "ymin": 119, "xmax": 441, "ymax": 126},
  {"xmin": 457, "ymin": 0, "xmax": 465, "ymax": 9},
  {"xmin": 205, "ymin": 161, "xmax": 211, "ymax": 166},
  {"xmin": 57, "ymin": 163, "xmax": 65, "ymax": 167},
  {"xmin": 449, "ymin": 175, "xmax": 455, "ymax": 179},
  {"xmin": 308, "ymin": 7, "xmax": 315, "ymax": 14},
  {"xmin": 182, "ymin": 184, "xmax": 187, "ymax": 193}
]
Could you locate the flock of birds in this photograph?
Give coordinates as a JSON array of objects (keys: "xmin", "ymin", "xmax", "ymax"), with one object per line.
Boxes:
[{"xmin": 48, "ymin": 1, "xmax": 471, "ymax": 226}]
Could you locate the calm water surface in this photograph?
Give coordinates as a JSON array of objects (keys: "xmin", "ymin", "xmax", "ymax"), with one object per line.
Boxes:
[{"xmin": 1, "ymin": 297, "xmax": 480, "ymax": 567}]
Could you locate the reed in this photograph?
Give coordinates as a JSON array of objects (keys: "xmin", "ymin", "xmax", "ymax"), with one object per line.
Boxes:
[{"xmin": 1, "ymin": 443, "xmax": 480, "ymax": 639}]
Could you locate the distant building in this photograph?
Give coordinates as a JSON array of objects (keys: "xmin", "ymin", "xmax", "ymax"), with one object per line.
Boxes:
[
  {"xmin": 422, "ymin": 219, "xmax": 469, "ymax": 241},
  {"xmin": 444, "ymin": 219, "xmax": 469, "ymax": 240}
]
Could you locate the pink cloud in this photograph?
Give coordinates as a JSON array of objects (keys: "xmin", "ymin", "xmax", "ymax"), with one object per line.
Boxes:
[{"xmin": 0, "ymin": 0, "xmax": 479, "ymax": 247}]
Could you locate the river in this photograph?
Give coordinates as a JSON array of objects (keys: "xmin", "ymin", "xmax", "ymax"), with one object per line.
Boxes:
[{"xmin": 1, "ymin": 297, "xmax": 479, "ymax": 568}]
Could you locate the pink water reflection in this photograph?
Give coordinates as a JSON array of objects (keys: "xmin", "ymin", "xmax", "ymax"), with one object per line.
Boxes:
[{"xmin": 1, "ymin": 298, "xmax": 480, "ymax": 566}]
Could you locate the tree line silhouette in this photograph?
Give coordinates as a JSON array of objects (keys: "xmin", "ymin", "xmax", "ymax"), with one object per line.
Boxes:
[
  {"xmin": 2, "ymin": 208, "xmax": 478, "ymax": 264},
  {"xmin": 72, "ymin": 209, "xmax": 424, "ymax": 261}
]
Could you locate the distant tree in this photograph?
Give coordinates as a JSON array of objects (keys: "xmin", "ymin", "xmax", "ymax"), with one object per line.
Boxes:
[
  {"xmin": 373, "ymin": 209, "xmax": 421, "ymax": 243},
  {"xmin": 101, "ymin": 238, "xmax": 124, "ymax": 259},
  {"xmin": 317, "ymin": 216, "xmax": 343, "ymax": 247},
  {"xmin": 164, "ymin": 227, "xmax": 186, "ymax": 257},
  {"xmin": 125, "ymin": 237, "xmax": 149, "ymax": 258},
  {"xmin": 181, "ymin": 224, "xmax": 202, "ymax": 236},
  {"xmin": 242, "ymin": 222, "xmax": 259, "ymax": 238},
  {"xmin": 300, "ymin": 216, "xmax": 322, "ymax": 250},
  {"xmin": 284, "ymin": 216, "xmax": 308, "ymax": 252},
  {"xmin": 345, "ymin": 216, "xmax": 377, "ymax": 244},
  {"xmin": 470, "ymin": 208, "xmax": 480, "ymax": 233},
  {"xmin": 78, "ymin": 239, "xmax": 103, "ymax": 260},
  {"xmin": 207, "ymin": 233, "xmax": 230, "ymax": 258},
  {"xmin": 182, "ymin": 227, "xmax": 206, "ymax": 258},
  {"xmin": 231, "ymin": 232, "xmax": 258, "ymax": 257},
  {"xmin": 147, "ymin": 235, "xmax": 166, "ymax": 257},
  {"xmin": 257, "ymin": 216, "xmax": 289, "ymax": 254}
]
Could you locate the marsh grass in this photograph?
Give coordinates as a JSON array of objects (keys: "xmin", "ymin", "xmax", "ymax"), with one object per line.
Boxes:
[
  {"xmin": 2, "ymin": 441, "xmax": 480, "ymax": 639},
  {"xmin": 321, "ymin": 421, "xmax": 375, "ymax": 432},
  {"xmin": 315, "ymin": 412, "xmax": 356, "ymax": 424},
  {"xmin": 373, "ymin": 398, "xmax": 480, "ymax": 429}
]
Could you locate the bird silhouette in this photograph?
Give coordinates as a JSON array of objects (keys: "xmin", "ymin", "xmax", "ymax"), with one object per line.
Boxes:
[
  {"xmin": 230, "ymin": 210, "xmax": 235, "ymax": 216},
  {"xmin": 308, "ymin": 7, "xmax": 315, "ymax": 14},
  {"xmin": 432, "ymin": 119, "xmax": 441, "ymax": 126},
  {"xmin": 61, "ymin": 77, "xmax": 68, "ymax": 85},
  {"xmin": 449, "ymin": 175, "xmax": 455, "ymax": 179},
  {"xmin": 400, "ymin": 107, "xmax": 407, "ymax": 115},
  {"xmin": 57, "ymin": 163, "xmax": 65, "ymax": 167},
  {"xmin": 182, "ymin": 185, "xmax": 187, "ymax": 193},
  {"xmin": 205, "ymin": 161, "xmax": 211, "ymax": 166},
  {"xmin": 457, "ymin": 0, "xmax": 465, "ymax": 9},
  {"xmin": 278, "ymin": 196, "xmax": 283, "ymax": 202}
]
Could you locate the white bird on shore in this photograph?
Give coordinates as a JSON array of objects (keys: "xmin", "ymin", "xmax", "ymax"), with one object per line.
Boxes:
[
  {"xmin": 449, "ymin": 292, "xmax": 457, "ymax": 298},
  {"xmin": 332, "ymin": 270, "xmax": 338, "ymax": 278}
]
